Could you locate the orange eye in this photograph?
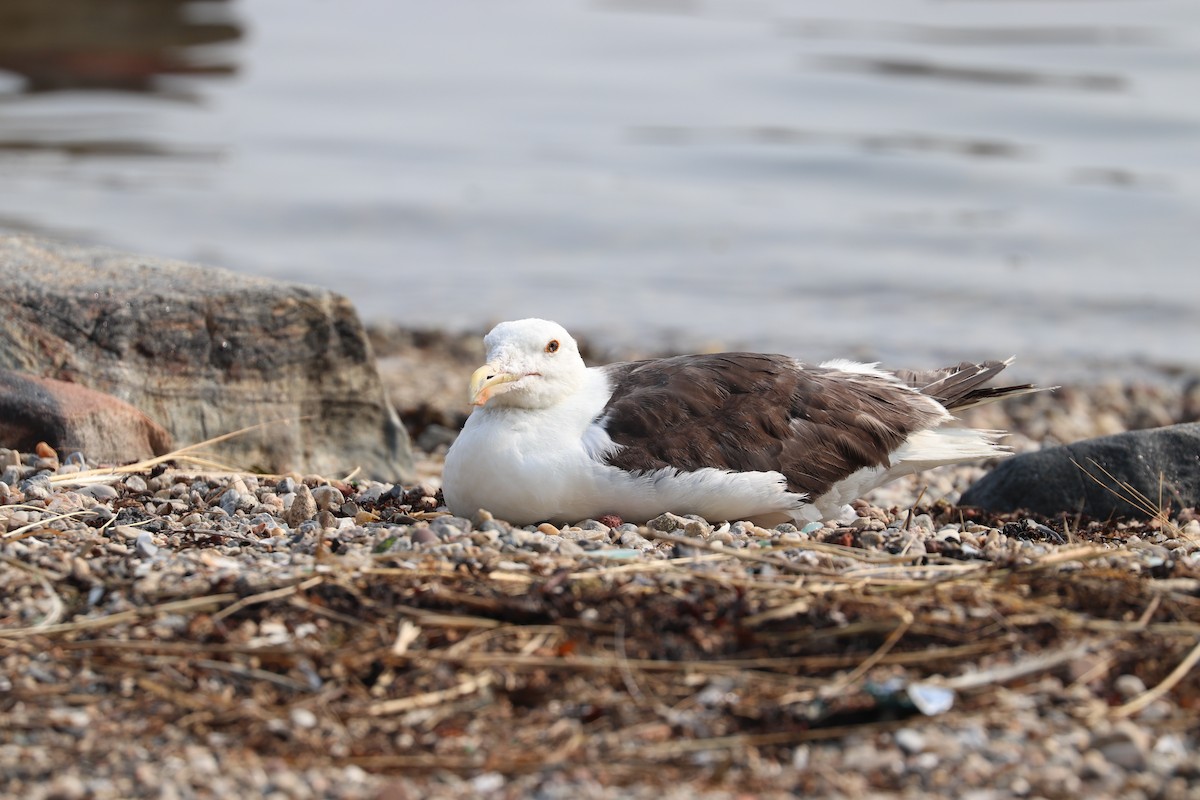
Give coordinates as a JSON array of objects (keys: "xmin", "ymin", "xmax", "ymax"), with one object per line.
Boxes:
[{"xmin": 545, "ymin": 339, "xmax": 560, "ymax": 354}]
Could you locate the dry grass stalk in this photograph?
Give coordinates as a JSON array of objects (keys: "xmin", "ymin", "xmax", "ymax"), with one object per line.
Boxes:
[
  {"xmin": 366, "ymin": 672, "xmax": 494, "ymax": 716},
  {"xmin": 211, "ymin": 576, "xmax": 325, "ymax": 623},
  {"xmin": 1072, "ymin": 456, "xmax": 1188, "ymax": 538},
  {"xmin": 0, "ymin": 593, "xmax": 238, "ymax": 639},
  {"xmin": 48, "ymin": 418, "xmax": 306, "ymax": 488},
  {"xmin": 1111, "ymin": 636, "xmax": 1200, "ymax": 718}
]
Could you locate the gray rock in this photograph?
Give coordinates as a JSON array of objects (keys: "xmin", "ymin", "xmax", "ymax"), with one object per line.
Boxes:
[
  {"xmin": 415, "ymin": 423, "xmax": 459, "ymax": 451},
  {"xmin": 0, "ymin": 369, "xmax": 171, "ymax": 463},
  {"xmin": 0, "ymin": 234, "xmax": 411, "ymax": 480},
  {"xmin": 134, "ymin": 532, "xmax": 159, "ymax": 559},
  {"xmin": 619, "ymin": 530, "xmax": 654, "ymax": 549},
  {"xmin": 961, "ymin": 423, "xmax": 1200, "ymax": 518},
  {"xmin": 355, "ymin": 484, "xmax": 388, "ymax": 504},
  {"xmin": 555, "ymin": 539, "xmax": 586, "ymax": 557},
  {"xmin": 310, "ymin": 485, "xmax": 345, "ymax": 512},
  {"xmin": 79, "ymin": 484, "xmax": 119, "ymax": 501},
  {"xmin": 428, "ymin": 519, "xmax": 464, "ymax": 539},
  {"xmin": 858, "ymin": 530, "xmax": 884, "ymax": 549},
  {"xmin": 218, "ymin": 489, "xmax": 241, "ymax": 516},
  {"xmin": 648, "ymin": 512, "xmax": 688, "ymax": 532},
  {"xmin": 1092, "ymin": 723, "xmax": 1150, "ymax": 771},
  {"xmin": 894, "ymin": 728, "xmax": 926, "ymax": 755},
  {"xmin": 20, "ymin": 474, "xmax": 51, "ymax": 500}
]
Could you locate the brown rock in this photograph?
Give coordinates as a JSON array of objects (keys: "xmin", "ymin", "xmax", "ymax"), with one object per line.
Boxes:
[
  {"xmin": 285, "ymin": 483, "xmax": 317, "ymax": 527},
  {"xmin": 0, "ymin": 369, "xmax": 172, "ymax": 462},
  {"xmin": 0, "ymin": 234, "xmax": 412, "ymax": 480}
]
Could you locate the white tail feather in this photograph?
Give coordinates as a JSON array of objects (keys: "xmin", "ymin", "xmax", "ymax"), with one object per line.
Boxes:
[{"xmin": 888, "ymin": 427, "xmax": 1009, "ymax": 472}]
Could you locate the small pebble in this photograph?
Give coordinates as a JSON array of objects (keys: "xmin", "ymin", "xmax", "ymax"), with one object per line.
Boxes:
[
  {"xmin": 1092, "ymin": 723, "xmax": 1150, "ymax": 771},
  {"xmin": 1114, "ymin": 673, "xmax": 1147, "ymax": 701},
  {"xmin": 648, "ymin": 512, "xmax": 687, "ymax": 532},
  {"xmin": 285, "ymin": 484, "xmax": 318, "ymax": 527},
  {"xmin": 311, "ymin": 485, "xmax": 345, "ymax": 512},
  {"xmin": 619, "ymin": 530, "xmax": 654, "ymax": 549},
  {"xmin": 219, "ymin": 488, "xmax": 241, "ymax": 516},
  {"xmin": 290, "ymin": 707, "xmax": 318, "ymax": 730},
  {"xmin": 894, "ymin": 728, "xmax": 926, "ymax": 754},
  {"xmin": 79, "ymin": 483, "xmax": 119, "ymax": 500},
  {"xmin": 135, "ymin": 531, "xmax": 159, "ymax": 558},
  {"xmin": 412, "ymin": 528, "xmax": 438, "ymax": 545},
  {"xmin": 858, "ymin": 530, "xmax": 884, "ymax": 548}
]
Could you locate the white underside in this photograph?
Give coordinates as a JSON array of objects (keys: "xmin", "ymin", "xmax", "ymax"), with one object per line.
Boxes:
[{"xmin": 442, "ymin": 365, "xmax": 1008, "ymax": 527}]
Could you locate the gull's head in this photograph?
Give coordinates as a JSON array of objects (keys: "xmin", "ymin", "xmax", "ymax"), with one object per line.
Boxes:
[{"xmin": 469, "ymin": 318, "xmax": 587, "ymax": 409}]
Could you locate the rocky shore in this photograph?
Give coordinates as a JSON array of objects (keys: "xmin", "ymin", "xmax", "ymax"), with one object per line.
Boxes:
[{"xmin": 3, "ymin": 330, "xmax": 1200, "ymax": 799}]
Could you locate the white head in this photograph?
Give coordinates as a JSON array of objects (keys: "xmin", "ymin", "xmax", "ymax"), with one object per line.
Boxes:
[{"xmin": 468, "ymin": 319, "xmax": 587, "ymax": 409}]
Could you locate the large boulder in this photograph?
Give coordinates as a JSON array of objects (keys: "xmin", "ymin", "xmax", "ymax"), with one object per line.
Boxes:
[
  {"xmin": 0, "ymin": 234, "xmax": 413, "ymax": 480},
  {"xmin": 960, "ymin": 423, "xmax": 1200, "ymax": 519},
  {"xmin": 0, "ymin": 369, "xmax": 172, "ymax": 462}
]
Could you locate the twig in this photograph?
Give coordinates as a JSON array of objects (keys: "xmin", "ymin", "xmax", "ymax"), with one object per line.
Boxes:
[
  {"xmin": 1, "ymin": 510, "xmax": 93, "ymax": 541},
  {"xmin": 47, "ymin": 418, "xmax": 309, "ymax": 486},
  {"xmin": 366, "ymin": 673, "xmax": 494, "ymax": 716},
  {"xmin": 778, "ymin": 608, "xmax": 915, "ymax": 705},
  {"xmin": 391, "ymin": 620, "xmax": 422, "ymax": 656},
  {"xmin": 614, "ymin": 620, "xmax": 648, "ymax": 707},
  {"xmin": 211, "ymin": 576, "xmax": 325, "ymax": 622},
  {"xmin": 387, "ymin": 603, "xmax": 504, "ymax": 630},
  {"xmin": 641, "ymin": 529, "xmax": 833, "ymax": 575},
  {"xmin": 192, "ymin": 658, "xmax": 313, "ymax": 692},
  {"xmin": 829, "ymin": 608, "xmax": 914, "ymax": 692},
  {"xmin": 635, "ymin": 718, "xmax": 913, "ymax": 758},
  {"xmin": 941, "ymin": 639, "xmax": 1101, "ymax": 692},
  {"xmin": 1072, "ymin": 457, "xmax": 1177, "ymax": 531},
  {"xmin": 903, "ymin": 486, "xmax": 928, "ymax": 532},
  {"xmin": 1111, "ymin": 635, "xmax": 1200, "ymax": 719},
  {"xmin": 0, "ymin": 593, "xmax": 238, "ymax": 639},
  {"xmin": 0, "ymin": 555, "xmax": 65, "ymax": 627}
]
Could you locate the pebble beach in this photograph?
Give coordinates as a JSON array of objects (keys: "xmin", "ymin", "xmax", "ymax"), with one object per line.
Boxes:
[{"xmin": 3, "ymin": 332, "xmax": 1200, "ymax": 799}]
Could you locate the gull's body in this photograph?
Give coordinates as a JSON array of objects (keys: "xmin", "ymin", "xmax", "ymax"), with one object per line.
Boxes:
[{"xmin": 442, "ymin": 319, "xmax": 1036, "ymax": 526}]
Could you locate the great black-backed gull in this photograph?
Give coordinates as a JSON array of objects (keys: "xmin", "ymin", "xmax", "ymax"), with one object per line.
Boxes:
[{"xmin": 441, "ymin": 319, "xmax": 1038, "ymax": 526}]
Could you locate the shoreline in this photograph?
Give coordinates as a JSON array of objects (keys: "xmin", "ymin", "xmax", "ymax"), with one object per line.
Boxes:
[
  {"xmin": 3, "ymin": 350, "xmax": 1200, "ymax": 798},
  {"xmin": 366, "ymin": 324, "xmax": 1200, "ymax": 460},
  {"xmin": 364, "ymin": 321, "xmax": 1200, "ymax": 394}
]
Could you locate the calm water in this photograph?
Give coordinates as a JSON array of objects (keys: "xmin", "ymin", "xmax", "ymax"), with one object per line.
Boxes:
[{"xmin": 1, "ymin": 0, "xmax": 1198, "ymax": 381}]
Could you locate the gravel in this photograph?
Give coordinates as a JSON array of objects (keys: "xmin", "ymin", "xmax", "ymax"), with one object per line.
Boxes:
[{"xmin": 3, "ymin": 354, "xmax": 1200, "ymax": 798}]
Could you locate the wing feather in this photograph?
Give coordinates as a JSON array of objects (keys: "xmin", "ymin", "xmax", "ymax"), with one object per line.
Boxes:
[{"xmin": 598, "ymin": 354, "xmax": 949, "ymax": 498}]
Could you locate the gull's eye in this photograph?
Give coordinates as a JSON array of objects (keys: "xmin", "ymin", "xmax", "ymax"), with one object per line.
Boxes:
[{"xmin": 545, "ymin": 339, "xmax": 560, "ymax": 354}]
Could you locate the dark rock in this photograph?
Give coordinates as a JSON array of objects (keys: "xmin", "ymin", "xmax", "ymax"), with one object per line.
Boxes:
[
  {"xmin": 0, "ymin": 234, "xmax": 411, "ymax": 480},
  {"xmin": 0, "ymin": 369, "xmax": 173, "ymax": 463},
  {"xmin": 960, "ymin": 423, "xmax": 1200, "ymax": 518}
]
